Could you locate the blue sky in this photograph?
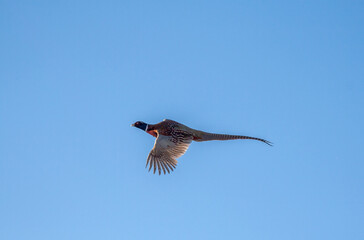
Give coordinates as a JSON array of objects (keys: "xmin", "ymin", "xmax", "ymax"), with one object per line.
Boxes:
[{"xmin": 1, "ymin": 1, "xmax": 363, "ymax": 239}]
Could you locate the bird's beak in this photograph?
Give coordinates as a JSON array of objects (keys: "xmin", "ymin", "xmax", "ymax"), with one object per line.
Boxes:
[{"xmin": 131, "ymin": 123, "xmax": 135, "ymax": 127}]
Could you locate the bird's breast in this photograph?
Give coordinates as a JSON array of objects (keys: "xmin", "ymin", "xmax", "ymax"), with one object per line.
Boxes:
[{"xmin": 147, "ymin": 130, "xmax": 158, "ymax": 137}]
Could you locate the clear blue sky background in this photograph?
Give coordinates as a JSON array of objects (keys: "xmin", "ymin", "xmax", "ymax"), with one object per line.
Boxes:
[{"xmin": 1, "ymin": 1, "xmax": 363, "ymax": 239}]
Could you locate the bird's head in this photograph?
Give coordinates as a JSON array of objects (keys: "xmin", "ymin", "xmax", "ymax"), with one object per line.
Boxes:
[{"xmin": 131, "ymin": 121, "xmax": 148, "ymax": 131}]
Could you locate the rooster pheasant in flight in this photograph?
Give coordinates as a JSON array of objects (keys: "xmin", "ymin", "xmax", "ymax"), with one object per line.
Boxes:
[{"xmin": 132, "ymin": 119, "xmax": 272, "ymax": 175}]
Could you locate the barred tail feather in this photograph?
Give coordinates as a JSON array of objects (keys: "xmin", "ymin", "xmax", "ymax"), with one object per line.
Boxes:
[{"xmin": 194, "ymin": 131, "xmax": 272, "ymax": 146}]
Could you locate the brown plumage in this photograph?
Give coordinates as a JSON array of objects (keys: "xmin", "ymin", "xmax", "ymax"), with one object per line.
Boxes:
[{"xmin": 132, "ymin": 119, "xmax": 272, "ymax": 175}]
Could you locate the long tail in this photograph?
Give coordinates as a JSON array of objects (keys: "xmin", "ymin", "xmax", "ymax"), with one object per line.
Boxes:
[{"xmin": 193, "ymin": 131, "xmax": 273, "ymax": 146}]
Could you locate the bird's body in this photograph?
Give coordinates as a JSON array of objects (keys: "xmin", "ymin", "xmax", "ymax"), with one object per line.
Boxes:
[{"xmin": 132, "ymin": 119, "xmax": 272, "ymax": 175}]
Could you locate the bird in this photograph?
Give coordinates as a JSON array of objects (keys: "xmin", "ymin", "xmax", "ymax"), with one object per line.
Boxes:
[{"xmin": 131, "ymin": 119, "xmax": 272, "ymax": 175}]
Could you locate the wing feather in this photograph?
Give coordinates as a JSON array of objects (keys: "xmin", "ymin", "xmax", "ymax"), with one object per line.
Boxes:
[{"xmin": 146, "ymin": 134, "xmax": 192, "ymax": 175}]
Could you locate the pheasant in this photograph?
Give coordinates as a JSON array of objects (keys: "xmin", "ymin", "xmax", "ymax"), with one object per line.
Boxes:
[{"xmin": 131, "ymin": 119, "xmax": 272, "ymax": 175}]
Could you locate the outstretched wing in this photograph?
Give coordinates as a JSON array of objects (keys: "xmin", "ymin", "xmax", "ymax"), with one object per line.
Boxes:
[{"xmin": 146, "ymin": 134, "xmax": 192, "ymax": 175}]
